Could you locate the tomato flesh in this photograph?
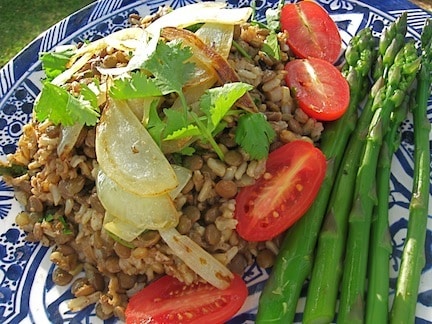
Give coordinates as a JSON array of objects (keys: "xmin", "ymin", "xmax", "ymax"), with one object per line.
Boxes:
[
  {"xmin": 235, "ymin": 140, "xmax": 326, "ymax": 242},
  {"xmin": 125, "ymin": 274, "xmax": 247, "ymax": 324},
  {"xmin": 285, "ymin": 57, "xmax": 350, "ymax": 121},
  {"xmin": 280, "ymin": 1, "xmax": 341, "ymax": 63}
]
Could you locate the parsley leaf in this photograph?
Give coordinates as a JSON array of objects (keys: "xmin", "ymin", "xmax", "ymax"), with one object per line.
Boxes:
[
  {"xmin": 35, "ymin": 83, "xmax": 100, "ymax": 126},
  {"xmin": 40, "ymin": 47, "xmax": 75, "ymax": 81},
  {"xmin": 109, "ymin": 71, "xmax": 162, "ymax": 99},
  {"xmin": 235, "ymin": 113, "xmax": 276, "ymax": 160}
]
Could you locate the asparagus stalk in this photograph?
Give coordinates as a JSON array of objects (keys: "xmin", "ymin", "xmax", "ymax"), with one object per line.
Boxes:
[
  {"xmin": 337, "ymin": 41, "xmax": 420, "ymax": 323},
  {"xmin": 365, "ymin": 90, "xmax": 411, "ymax": 324},
  {"xmin": 390, "ymin": 19, "xmax": 432, "ymax": 324},
  {"xmin": 302, "ymin": 15, "xmax": 408, "ymax": 323},
  {"xmin": 255, "ymin": 28, "xmax": 375, "ymax": 324}
]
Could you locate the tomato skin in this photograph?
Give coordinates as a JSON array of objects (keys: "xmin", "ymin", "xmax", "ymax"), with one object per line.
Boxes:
[
  {"xmin": 285, "ymin": 57, "xmax": 350, "ymax": 121},
  {"xmin": 235, "ymin": 140, "xmax": 326, "ymax": 242},
  {"xmin": 125, "ymin": 274, "xmax": 247, "ymax": 324},
  {"xmin": 280, "ymin": 1, "xmax": 341, "ymax": 63}
]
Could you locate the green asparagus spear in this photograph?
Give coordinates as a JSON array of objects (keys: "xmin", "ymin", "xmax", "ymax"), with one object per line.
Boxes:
[
  {"xmin": 365, "ymin": 88, "xmax": 412, "ymax": 324},
  {"xmin": 255, "ymin": 28, "xmax": 375, "ymax": 324},
  {"xmin": 302, "ymin": 14, "xmax": 408, "ymax": 323},
  {"xmin": 390, "ymin": 18, "xmax": 432, "ymax": 324},
  {"xmin": 338, "ymin": 41, "xmax": 420, "ymax": 323},
  {"xmin": 303, "ymin": 29, "xmax": 381, "ymax": 323}
]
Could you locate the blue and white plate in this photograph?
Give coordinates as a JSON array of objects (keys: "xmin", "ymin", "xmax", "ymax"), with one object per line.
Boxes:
[{"xmin": 0, "ymin": 0, "xmax": 431, "ymax": 323}]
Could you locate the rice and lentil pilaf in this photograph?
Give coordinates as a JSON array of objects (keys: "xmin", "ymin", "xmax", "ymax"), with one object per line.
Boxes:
[{"xmin": 1, "ymin": 6, "xmax": 324, "ymax": 321}]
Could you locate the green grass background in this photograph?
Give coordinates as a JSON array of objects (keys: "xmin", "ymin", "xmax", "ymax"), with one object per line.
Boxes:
[
  {"xmin": 0, "ymin": 0, "xmax": 95, "ymax": 68},
  {"xmin": 0, "ymin": 0, "xmax": 430, "ymax": 69}
]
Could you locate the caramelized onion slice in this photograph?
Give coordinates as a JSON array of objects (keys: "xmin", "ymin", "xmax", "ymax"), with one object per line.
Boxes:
[
  {"xmin": 161, "ymin": 27, "xmax": 258, "ymax": 113},
  {"xmin": 95, "ymin": 99, "xmax": 178, "ymax": 196},
  {"xmin": 195, "ymin": 22, "xmax": 234, "ymax": 59}
]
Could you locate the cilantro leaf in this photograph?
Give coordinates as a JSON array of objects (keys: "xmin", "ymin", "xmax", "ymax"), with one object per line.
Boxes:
[
  {"xmin": 109, "ymin": 71, "xmax": 162, "ymax": 99},
  {"xmin": 147, "ymin": 100, "xmax": 166, "ymax": 146},
  {"xmin": 164, "ymin": 109, "xmax": 199, "ymax": 140},
  {"xmin": 235, "ymin": 113, "xmax": 276, "ymax": 160},
  {"xmin": 40, "ymin": 47, "xmax": 75, "ymax": 81},
  {"xmin": 80, "ymin": 83, "xmax": 99, "ymax": 108},
  {"xmin": 199, "ymin": 82, "xmax": 253, "ymax": 132},
  {"xmin": 143, "ymin": 40, "xmax": 195, "ymax": 96},
  {"xmin": 164, "ymin": 124, "xmax": 201, "ymax": 141},
  {"xmin": 35, "ymin": 83, "xmax": 100, "ymax": 126}
]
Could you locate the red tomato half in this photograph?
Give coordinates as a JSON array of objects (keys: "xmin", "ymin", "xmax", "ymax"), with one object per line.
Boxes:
[
  {"xmin": 235, "ymin": 140, "xmax": 326, "ymax": 242},
  {"xmin": 285, "ymin": 57, "xmax": 350, "ymax": 121},
  {"xmin": 125, "ymin": 274, "xmax": 248, "ymax": 324},
  {"xmin": 280, "ymin": 1, "xmax": 341, "ymax": 63}
]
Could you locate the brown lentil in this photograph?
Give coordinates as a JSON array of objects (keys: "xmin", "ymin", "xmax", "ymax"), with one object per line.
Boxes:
[
  {"xmin": 214, "ymin": 180, "xmax": 238, "ymax": 199},
  {"xmin": 71, "ymin": 278, "xmax": 96, "ymax": 297},
  {"xmin": 182, "ymin": 205, "xmax": 201, "ymax": 223},
  {"xmin": 204, "ymin": 224, "xmax": 221, "ymax": 246},
  {"xmin": 256, "ymin": 248, "xmax": 276, "ymax": 269},
  {"xmin": 204, "ymin": 207, "xmax": 219, "ymax": 224},
  {"xmin": 224, "ymin": 150, "xmax": 244, "ymax": 167},
  {"xmin": 52, "ymin": 267, "xmax": 74, "ymax": 286}
]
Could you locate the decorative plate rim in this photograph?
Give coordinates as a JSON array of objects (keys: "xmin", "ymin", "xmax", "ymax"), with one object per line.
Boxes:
[{"xmin": 0, "ymin": 0, "xmax": 431, "ymax": 323}]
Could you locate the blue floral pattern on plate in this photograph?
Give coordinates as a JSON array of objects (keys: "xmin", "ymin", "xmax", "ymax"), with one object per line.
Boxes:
[{"xmin": 0, "ymin": 0, "xmax": 430, "ymax": 323}]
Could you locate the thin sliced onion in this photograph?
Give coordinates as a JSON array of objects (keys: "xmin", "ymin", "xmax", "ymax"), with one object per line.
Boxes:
[
  {"xmin": 161, "ymin": 27, "xmax": 258, "ymax": 112},
  {"xmin": 159, "ymin": 227, "xmax": 234, "ymax": 289},
  {"xmin": 169, "ymin": 165, "xmax": 192, "ymax": 198},
  {"xmin": 57, "ymin": 123, "xmax": 84, "ymax": 159},
  {"xmin": 100, "ymin": 166, "xmax": 191, "ymax": 242},
  {"xmin": 95, "ymin": 99, "xmax": 178, "ymax": 196},
  {"xmin": 68, "ymin": 28, "xmax": 147, "ymax": 67},
  {"xmin": 103, "ymin": 212, "xmax": 145, "ymax": 242},
  {"xmin": 97, "ymin": 29, "xmax": 159, "ymax": 76},
  {"xmin": 96, "ymin": 169, "xmax": 179, "ymax": 229},
  {"xmin": 145, "ymin": 2, "xmax": 252, "ymax": 36}
]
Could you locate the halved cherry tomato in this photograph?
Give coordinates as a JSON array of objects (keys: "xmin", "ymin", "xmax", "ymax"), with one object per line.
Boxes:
[
  {"xmin": 285, "ymin": 57, "xmax": 350, "ymax": 121},
  {"xmin": 125, "ymin": 274, "xmax": 248, "ymax": 324},
  {"xmin": 280, "ymin": 1, "xmax": 341, "ymax": 63},
  {"xmin": 235, "ymin": 140, "xmax": 326, "ymax": 242}
]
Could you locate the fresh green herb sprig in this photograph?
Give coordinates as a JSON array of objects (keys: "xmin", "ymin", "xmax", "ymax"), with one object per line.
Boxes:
[
  {"xmin": 110, "ymin": 40, "xmax": 275, "ymax": 160},
  {"xmin": 35, "ymin": 82, "xmax": 100, "ymax": 126},
  {"xmin": 40, "ymin": 47, "xmax": 75, "ymax": 82}
]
